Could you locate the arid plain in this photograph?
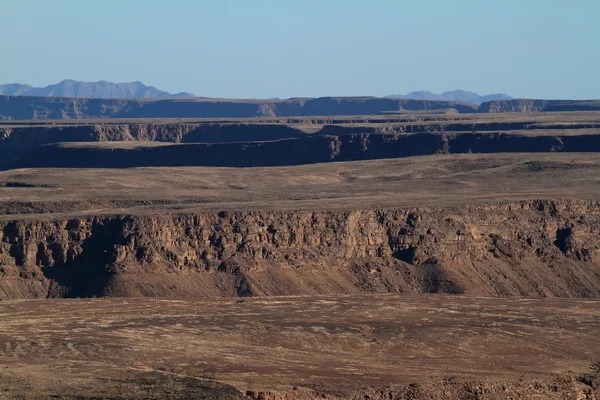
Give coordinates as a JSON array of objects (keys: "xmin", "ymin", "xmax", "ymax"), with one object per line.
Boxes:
[{"xmin": 0, "ymin": 110, "xmax": 599, "ymax": 399}]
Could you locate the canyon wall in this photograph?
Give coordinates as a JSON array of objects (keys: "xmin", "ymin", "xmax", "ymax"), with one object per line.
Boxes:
[
  {"xmin": 479, "ymin": 99, "xmax": 600, "ymax": 113},
  {"xmin": 0, "ymin": 95, "xmax": 477, "ymax": 120},
  {"xmin": 4, "ymin": 119, "xmax": 600, "ymax": 169},
  {"xmin": 7, "ymin": 131, "xmax": 600, "ymax": 169},
  {"xmin": 1, "ymin": 200, "xmax": 599, "ymax": 300},
  {"xmin": 1, "ymin": 94, "xmax": 600, "ymax": 120}
]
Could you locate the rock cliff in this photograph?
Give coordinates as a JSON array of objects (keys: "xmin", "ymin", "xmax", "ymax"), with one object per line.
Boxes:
[
  {"xmin": 0, "ymin": 95, "xmax": 477, "ymax": 120},
  {"xmin": 1, "ymin": 200, "xmax": 599, "ymax": 300},
  {"xmin": 8, "ymin": 131, "xmax": 600, "ymax": 169},
  {"xmin": 478, "ymin": 99, "xmax": 600, "ymax": 113},
  {"xmin": 5, "ymin": 117, "xmax": 600, "ymax": 169},
  {"xmin": 1, "ymin": 94, "xmax": 599, "ymax": 120}
]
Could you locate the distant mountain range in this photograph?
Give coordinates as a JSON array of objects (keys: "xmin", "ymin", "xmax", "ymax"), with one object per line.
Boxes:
[
  {"xmin": 386, "ymin": 90, "xmax": 513, "ymax": 105},
  {"xmin": 0, "ymin": 80, "xmax": 513, "ymax": 104},
  {"xmin": 0, "ymin": 80, "xmax": 195, "ymax": 99}
]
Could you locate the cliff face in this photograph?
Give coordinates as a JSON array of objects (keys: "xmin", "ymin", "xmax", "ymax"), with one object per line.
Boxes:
[
  {"xmin": 1, "ymin": 94, "xmax": 599, "ymax": 120},
  {"xmin": 0, "ymin": 95, "xmax": 477, "ymax": 120},
  {"xmin": 0, "ymin": 124, "xmax": 198, "ymax": 161},
  {"xmin": 0, "ymin": 95, "xmax": 131, "ymax": 120},
  {"xmin": 479, "ymin": 99, "xmax": 551, "ymax": 113},
  {"xmin": 9, "ymin": 131, "xmax": 600, "ymax": 169},
  {"xmin": 478, "ymin": 99, "xmax": 600, "ymax": 113},
  {"xmin": 1, "ymin": 200, "xmax": 599, "ymax": 300}
]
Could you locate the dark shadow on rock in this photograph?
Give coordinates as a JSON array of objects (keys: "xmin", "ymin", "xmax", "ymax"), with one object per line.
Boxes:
[
  {"xmin": 554, "ymin": 227, "xmax": 572, "ymax": 255},
  {"xmin": 392, "ymin": 246, "xmax": 417, "ymax": 264},
  {"xmin": 41, "ymin": 217, "xmax": 133, "ymax": 297},
  {"xmin": 418, "ymin": 261, "xmax": 463, "ymax": 294},
  {"xmin": 182, "ymin": 124, "xmax": 306, "ymax": 143},
  {"xmin": 235, "ymin": 274, "xmax": 254, "ymax": 297}
]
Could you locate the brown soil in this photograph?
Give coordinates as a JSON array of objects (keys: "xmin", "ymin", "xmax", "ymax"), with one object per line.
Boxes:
[
  {"xmin": 0, "ymin": 295, "xmax": 598, "ymax": 399},
  {"xmin": 0, "ymin": 153, "xmax": 599, "ymax": 217}
]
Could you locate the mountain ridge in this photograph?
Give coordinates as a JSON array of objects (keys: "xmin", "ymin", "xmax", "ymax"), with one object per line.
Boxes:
[
  {"xmin": 0, "ymin": 79, "xmax": 195, "ymax": 99},
  {"xmin": 387, "ymin": 90, "xmax": 513, "ymax": 105},
  {"xmin": 0, "ymin": 81, "xmax": 513, "ymax": 104}
]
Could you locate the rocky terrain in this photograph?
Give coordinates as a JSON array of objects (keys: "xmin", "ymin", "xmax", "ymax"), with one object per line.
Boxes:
[
  {"xmin": 0, "ymin": 95, "xmax": 477, "ymax": 120},
  {"xmin": 9, "ymin": 130, "xmax": 600, "ymax": 169},
  {"xmin": 1, "ymin": 199, "xmax": 599, "ymax": 300},
  {"xmin": 2, "ymin": 112, "xmax": 600, "ymax": 169},
  {"xmin": 0, "ymin": 296, "xmax": 598, "ymax": 399},
  {"xmin": 1, "ymin": 148, "xmax": 600, "ymax": 301},
  {"xmin": 1, "ymin": 111, "xmax": 599, "ymax": 398},
  {"xmin": 1, "ymin": 93, "xmax": 600, "ymax": 120},
  {"xmin": 479, "ymin": 99, "xmax": 600, "ymax": 113}
]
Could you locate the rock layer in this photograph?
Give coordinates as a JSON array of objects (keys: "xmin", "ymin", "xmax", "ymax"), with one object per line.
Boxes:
[
  {"xmin": 1, "ymin": 94, "xmax": 599, "ymax": 120},
  {"xmin": 4, "ymin": 115, "xmax": 600, "ymax": 169},
  {"xmin": 479, "ymin": 99, "xmax": 600, "ymax": 113},
  {"xmin": 8, "ymin": 131, "xmax": 600, "ymax": 169},
  {"xmin": 0, "ymin": 95, "xmax": 477, "ymax": 120},
  {"xmin": 1, "ymin": 200, "xmax": 599, "ymax": 300}
]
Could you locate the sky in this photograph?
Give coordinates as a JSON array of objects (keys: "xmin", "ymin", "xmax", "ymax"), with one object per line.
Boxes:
[{"xmin": 1, "ymin": 0, "xmax": 599, "ymax": 99}]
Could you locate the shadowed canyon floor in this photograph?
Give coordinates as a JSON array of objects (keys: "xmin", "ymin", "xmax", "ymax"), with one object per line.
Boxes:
[
  {"xmin": 0, "ymin": 295, "xmax": 599, "ymax": 399},
  {"xmin": 2, "ymin": 111, "xmax": 600, "ymax": 169}
]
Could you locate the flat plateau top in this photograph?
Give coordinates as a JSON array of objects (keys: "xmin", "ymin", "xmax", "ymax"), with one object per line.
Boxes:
[
  {"xmin": 0, "ymin": 152, "xmax": 599, "ymax": 219},
  {"xmin": 0, "ymin": 295, "xmax": 598, "ymax": 398}
]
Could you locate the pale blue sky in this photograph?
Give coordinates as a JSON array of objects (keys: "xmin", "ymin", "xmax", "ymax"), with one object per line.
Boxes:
[{"xmin": 1, "ymin": 0, "xmax": 598, "ymax": 99}]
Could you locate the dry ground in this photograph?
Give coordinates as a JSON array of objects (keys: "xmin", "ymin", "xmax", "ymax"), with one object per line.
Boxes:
[
  {"xmin": 0, "ymin": 152, "xmax": 599, "ymax": 219},
  {"xmin": 0, "ymin": 295, "xmax": 598, "ymax": 399}
]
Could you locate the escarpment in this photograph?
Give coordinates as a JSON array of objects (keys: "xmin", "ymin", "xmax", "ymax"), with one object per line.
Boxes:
[
  {"xmin": 1, "ymin": 93, "xmax": 600, "ymax": 120},
  {"xmin": 8, "ymin": 131, "xmax": 600, "ymax": 169},
  {"xmin": 2, "ymin": 94, "xmax": 600, "ymax": 121},
  {"xmin": 0, "ymin": 95, "xmax": 478, "ymax": 120},
  {"xmin": 3, "ymin": 110, "xmax": 600, "ymax": 169},
  {"xmin": 1, "ymin": 200, "xmax": 599, "ymax": 300},
  {"xmin": 479, "ymin": 99, "xmax": 600, "ymax": 113},
  {"xmin": 3, "ymin": 114, "xmax": 600, "ymax": 169}
]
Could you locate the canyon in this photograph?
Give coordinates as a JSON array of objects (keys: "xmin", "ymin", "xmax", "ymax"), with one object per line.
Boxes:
[
  {"xmin": 0, "ymin": 110, "xmax": 599, "ymax": 399},
  {"xmin": 2, "ymin": 112, "xmax": 600, "ymax": 169}
]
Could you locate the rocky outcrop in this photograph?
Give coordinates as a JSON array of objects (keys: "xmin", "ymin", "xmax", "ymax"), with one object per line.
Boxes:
[
  {"xmin": 479, "ymin": 99, "xmax": 552, "ymax": 113},
  {"xmin": 1, "ymin": 200, "xmax": 599, "ymax": 300},
  {"xmin": 246, "ymin": 375, "xmax": 600, "ymax": 400}
]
